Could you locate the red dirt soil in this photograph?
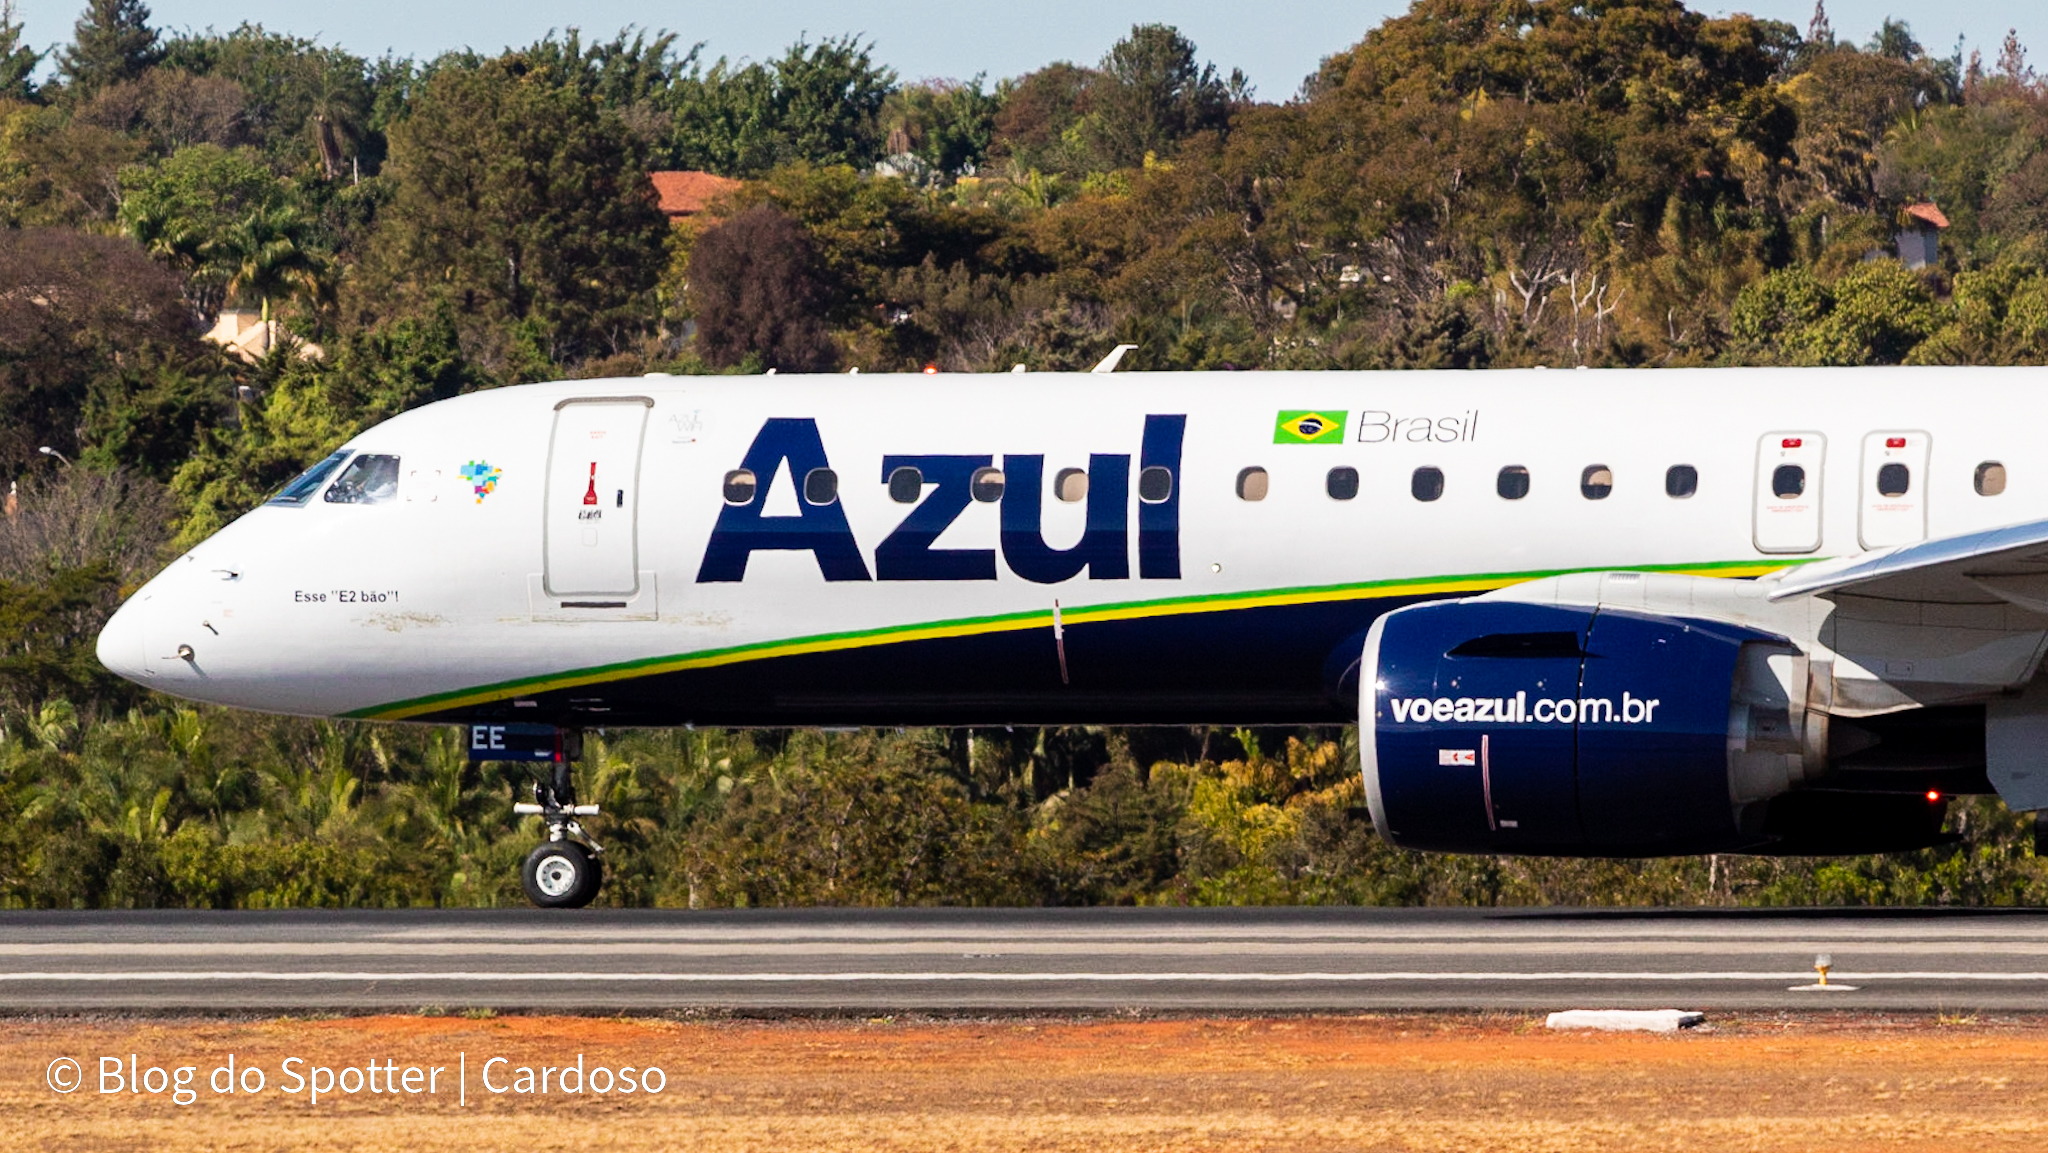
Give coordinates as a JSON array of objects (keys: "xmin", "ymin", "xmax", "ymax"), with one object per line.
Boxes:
[{"xmin": 7, "ymin": 1013, "xmax": 2047, "ymax": 1151}]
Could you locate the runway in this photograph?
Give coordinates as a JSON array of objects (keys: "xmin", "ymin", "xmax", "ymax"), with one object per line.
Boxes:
[{"xmin": 5, "ymin": 907, "xmax": 2047, "ymax": 1014}]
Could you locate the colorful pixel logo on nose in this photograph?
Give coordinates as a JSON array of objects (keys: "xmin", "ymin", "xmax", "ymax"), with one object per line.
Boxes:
[{"xmin": 459, "ymin": 460, "xmax": 501, "ymax": 503}]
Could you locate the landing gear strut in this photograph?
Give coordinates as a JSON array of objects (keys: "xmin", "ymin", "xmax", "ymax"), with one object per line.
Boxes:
[
  {"xmin": 514, "ymin": 742, "xmax": 604, "ymax": 909},
  {"xmin": 465, "ymin": 722, "xmax": 607, "ymax": 908}
]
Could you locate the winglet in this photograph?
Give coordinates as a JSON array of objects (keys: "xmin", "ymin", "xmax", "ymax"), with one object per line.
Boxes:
[{"xmin": 1090, "ymin": 344, "xmax": 1137, "ymax": 374}]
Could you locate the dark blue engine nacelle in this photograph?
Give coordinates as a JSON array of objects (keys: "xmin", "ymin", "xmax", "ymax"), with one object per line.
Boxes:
[{"xmin": 1362, "ymin": 599, "xmax": 1793, "ymax": 856}]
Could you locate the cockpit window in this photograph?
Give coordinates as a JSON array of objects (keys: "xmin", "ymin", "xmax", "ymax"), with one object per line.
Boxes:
[
  {"xmin": 267, "ymin": 451, "xmax": 351, "ymax": 506},
  {"xmin": 323, "ymin": 454, "xmax": 402, "ymax": 505}
]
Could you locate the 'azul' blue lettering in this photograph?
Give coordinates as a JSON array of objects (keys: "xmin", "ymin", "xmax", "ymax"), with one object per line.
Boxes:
[
  {"xmin": 875, "ymin": 455, "xmax": 996, "ymax": 581},
  {"xmin": 998, "ymin": 454, "xmax": 1130, "ymax": 584},
  {"xmin": 1138, "ymin": 414, "xmax": 1184, "ymax": 579},
  {"xmin": 696, "ymin": 418, "xmax": 872, "ymax": 583}
]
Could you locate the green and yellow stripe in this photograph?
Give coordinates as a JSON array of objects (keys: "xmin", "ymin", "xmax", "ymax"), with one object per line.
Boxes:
[{"xmin": 352, "ymin": 558, "xmax": 1801, "ymax": 721}]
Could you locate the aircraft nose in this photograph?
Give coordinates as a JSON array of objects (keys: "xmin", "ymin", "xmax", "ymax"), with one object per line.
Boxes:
[{"xmin": 96, "ymin": 594, "xmax": 151, "ymax": 685}]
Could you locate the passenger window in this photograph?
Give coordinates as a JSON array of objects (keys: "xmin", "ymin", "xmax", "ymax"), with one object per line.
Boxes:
[
  {"xmin": 1772, "ymin": 464, "xmax": 1805, "ymax": 499},
  {"xmin": 1875, "ymin": 462, "xmax": 1910, "ymax": 498},
  {"xmin": 1411, "ymin": 467, "xmax": 1444, "ymax": 502},
  {"xmin": 1055, "ymin": 468, "xmax": 1089, "ymax": 503},
  {"xmin": 1977, "ymin": 461, "xmax": 2007, "ymax": 496},
  {"xmin": 268, "ymin": 450, "xmax": 351, "ymax": 506},
  {"xmin": 887, "ymin": 466, "xmax": 923, "ymax": 504},
  {"xmin": 1236, "ymin": 467, "xmax": 1269, "ymax": 501},
  {"xmin": 803, "ymin": 468, "xmax": 839, "ymax": 505},
  {"xmin": 1496, "ymin": 466, "xmax": 1529, "ymax": 500},
  {"xmin": 1580, "ymin": 465, "xmax": 1613, "ymax": 500},
  {"xmin": 323, "ymin": 454, "xmax": 401, "ymax": 505},
  {"xmin": 970, "ymin": 467, "xmax": 1005, "ymax": 503},
  {"xmin": 1137, "ymin": 466, "xmax": 1174, "ymax": 503},
  {"xmin": 722, "ymin": 469, "xmax": 757, "ymax": 504},
  {"xmin": 1326, "ymin": 467, "xmax": 1360, "ymax": 501},
  {"xmin": 1666, "ymin": 464, "xmax": 1698, "ymax": 499}
]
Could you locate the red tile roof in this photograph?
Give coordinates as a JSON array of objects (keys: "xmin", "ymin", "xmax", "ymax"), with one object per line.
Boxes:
[
  {"xmin": 650, "ymin": 170, "xmax": 742, "ymax": 218},
  {"xmin": 1903, "ymin": 202, "xmax": 1950, "ymax": 229}
]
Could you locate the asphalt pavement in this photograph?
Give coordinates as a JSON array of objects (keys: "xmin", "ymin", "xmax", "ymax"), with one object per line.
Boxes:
[{"xmin": 4, "ymin": 907, "xmax": 2045, "ymax": 1014}]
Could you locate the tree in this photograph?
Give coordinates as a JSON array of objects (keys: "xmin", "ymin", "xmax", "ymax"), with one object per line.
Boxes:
[
  {"xmin": 78, "ymin": 68, "xmax": 249, "ymax": 156},
  {"xmin": 1869, "ymin": 18, "xmax": 1923, "ymax": 63},
  {"xmin": 990, "ymin": 63, "xmax": 1098, "ymax": 175},
  {"xmin": 0, "ymin": 229, "xmax": 211, "ymax": 471},
  {"xmin": 1806, "ymin": 1, "xmax": 1833, "ymax": 49},
  {"xmin": 666, "ymin": 36, "xmax": 897, "ymax": 176},
  {"xmin": 117, "ymin": 143, "xmax": 303, "ymax": 318},
  {"xmin": 304, "ymin": 67, "xmax": 365, "ymax": 180},
  {"xmin": 0, "ymin": 1, "xmax": 42, "ymax": 102},
  {"xmin": 365, "ymin": 56, "xmax": 669, "ymax": 368},
  {"xmin": 0, "ymin": 103, "xmax": 140, "ymax": 227},
  {"xmin": 160, "ymin": 25, "xmax": 376, "ymax": 177},
  {"xmin": 1088, "ymin": 24, "xmax": 1240, "ymax": 169},
  {"xmin": 167, "ymin": 312, "xmax": 485, "ymax": 548},
  {"xmin": 57, "ymin": 0, "xmax": 160, "ymax": 103},
  {"xmin": 686, "ymin": 204, "xmax": 838, "ymax": 371},
  {"xmin": 221, "ymin": 203, "xmax": 326, "ymax": 340},
  {"xmin": 881, "ymin": 77, "xmax": 1001, "ymax": 179},
  {"xmin": 1996, "ymin": 28, "xmax": 2037, "ymax": 89},
  {"xmin": 1730, "ymin": 261, "xmax": 1942, "ymax": 364}
]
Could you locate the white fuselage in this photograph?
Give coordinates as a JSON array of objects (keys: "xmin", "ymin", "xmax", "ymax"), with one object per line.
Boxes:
[{"xmin": 95, "ymin": 366, "xmax": 2048, "ymax": 727}]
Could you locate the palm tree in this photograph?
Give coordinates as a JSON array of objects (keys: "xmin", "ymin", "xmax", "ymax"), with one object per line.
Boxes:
[
  {"xmin": 304, "ymin": 62, "xmax": 367, "ymax": 181},
  {"xmin": 221, "ymin": 204, "xmax": 327, "ymax": 352},
  {"xmin": 120, "ymin": 192, "xmax": 223, "ymax": 316}
]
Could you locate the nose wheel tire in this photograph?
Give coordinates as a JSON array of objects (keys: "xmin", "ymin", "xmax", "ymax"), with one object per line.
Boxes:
[{"xmin": 522, "ymin": 840, "xmax": 602, "ymax": 908}]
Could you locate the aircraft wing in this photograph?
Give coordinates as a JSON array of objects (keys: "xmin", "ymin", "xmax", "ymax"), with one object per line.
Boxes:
[{"xmin": 1765, "ymin": 518, "xmax": 2048, "ymax": 614}]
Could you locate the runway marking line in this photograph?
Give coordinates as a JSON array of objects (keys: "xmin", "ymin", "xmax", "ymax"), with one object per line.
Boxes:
[{"xmin": 15, "ymin": 970, "xmax": 2048, "ymax": 982}]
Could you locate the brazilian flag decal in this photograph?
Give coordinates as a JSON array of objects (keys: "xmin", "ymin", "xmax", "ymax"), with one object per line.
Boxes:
[{"xmin": 1274, "ymin": 410, "xmax": 1346, "ymax": 445}]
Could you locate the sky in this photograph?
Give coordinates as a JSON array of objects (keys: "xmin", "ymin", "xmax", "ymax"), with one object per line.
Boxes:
[{"xmin": 11, "ymin": 1, "xmax": 2047, "ymax": 98}]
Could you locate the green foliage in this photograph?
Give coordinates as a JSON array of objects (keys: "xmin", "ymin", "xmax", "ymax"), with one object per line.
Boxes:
[
  {"xmin": 882, "ymin": 77, "xmax": 1001, "ymax": 178},
  {"xmin": 0, "ymin": 99, "xmax": 140, "ymax": 226},
  {"xmin": 1088, "ymin": 24, "xmax": 1241, "ymax": 169},
  {"xmin": 1731, "ymin": 259, "xmax": 1942, "ymax": 363},
  {"xmin": 169, "ymin": 313, "xmax": 485, "ymax": 549},
  {"xmin": 990, "ymin": 63, "xmax": 1099, "ymax": 176},
  {"xmin": 56, "ymin": 0, "xmax": 160, "ymax": 103},
  {"xmin": 1908, "ymin": 260, "xmax": 2048, "ymax": 364},
  {"xmin": 9, "ymin": 715, "xmax": 2045, "ymax": 910},
  {"xmin": 363, "ymin": 56, "xmax": 668, "ymax": 368},
  {"xmin": 666, "ymin": 35, "xmax": 897, "ymax": 177},
  {"xmin": 118, "ymin": 143, "xmax": 311, "ymax": 317},
  {"xmin": 0, "ymin": 1, "xmax": 41, "ymax": 102},
  {"xmin": 160, "ymin": 24, "xmax": 378, "ymax": 176},
  {"xmin": 0, "ymin": 566, "xmax": 122, "ymax": 714}
]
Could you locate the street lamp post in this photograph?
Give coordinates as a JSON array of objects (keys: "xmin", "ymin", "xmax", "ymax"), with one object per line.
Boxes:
[{"xmin": 37, "ymin": 446, "xmax": 70, "ymax": 466}]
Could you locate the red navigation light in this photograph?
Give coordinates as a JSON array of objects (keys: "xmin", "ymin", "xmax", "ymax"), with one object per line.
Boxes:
[
  {"xmin": 1926, "ymin": 790, "xmax": 1942, "ymax": 802},
  {"xmin": 1887, "ymin": 437, "xmax": 1907, "ymax": 448},
  {"xmin": 922, "ymin": 363, "xmax": 939, "ymax": 375},
  {"xmin": 1782, "ymin": 437, "xmax": 1802, "ymax": 448}
]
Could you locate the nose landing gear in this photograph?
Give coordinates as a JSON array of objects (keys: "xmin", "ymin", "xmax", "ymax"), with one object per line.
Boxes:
[
  {"xmin": 515, "ymin": 758, "xmax": 604, "ymax": 908},
  {"xmin": 465, "ymin": 722, "xmax": 606, "ymax": 909}
]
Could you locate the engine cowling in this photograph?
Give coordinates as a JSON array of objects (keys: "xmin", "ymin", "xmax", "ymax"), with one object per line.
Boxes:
[{"xmin": 1361, "ymin": 599, "xmax": 1829, "ymax": 856}]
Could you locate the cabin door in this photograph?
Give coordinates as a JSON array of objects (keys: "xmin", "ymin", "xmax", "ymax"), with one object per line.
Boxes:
[
  {"xmin": 1753, "ymin": 432, "xmax": 1826, "ymax": 554},
  {"xmin": 544, "ymin": 397, "xmax": 652, "ymax": 598},
  {"xmin": 1857, "ymin": 431, "xmax": 1931, "ymax": 549}
]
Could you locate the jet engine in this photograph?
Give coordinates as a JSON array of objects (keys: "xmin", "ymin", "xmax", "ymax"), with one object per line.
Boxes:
[{"xmin": 1360, "ymin": 599, "xmax": 1954, "ymax": 857}]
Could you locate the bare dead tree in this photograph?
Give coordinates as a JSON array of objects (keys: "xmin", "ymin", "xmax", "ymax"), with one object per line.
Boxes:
[{"xmin": 0, "ymin": 467, "xmax": 175, "ymax": 587}]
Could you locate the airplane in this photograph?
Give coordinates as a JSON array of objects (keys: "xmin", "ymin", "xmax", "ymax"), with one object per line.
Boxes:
[{"xmin": 94, "ymin": 361, "xmax": 2048, "ymax": 906}]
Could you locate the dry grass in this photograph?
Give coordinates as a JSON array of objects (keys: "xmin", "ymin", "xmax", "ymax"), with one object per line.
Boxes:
[{"xmin": 7, "ymin": 1013, "xmax": 2048, "ymax": 1150}]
